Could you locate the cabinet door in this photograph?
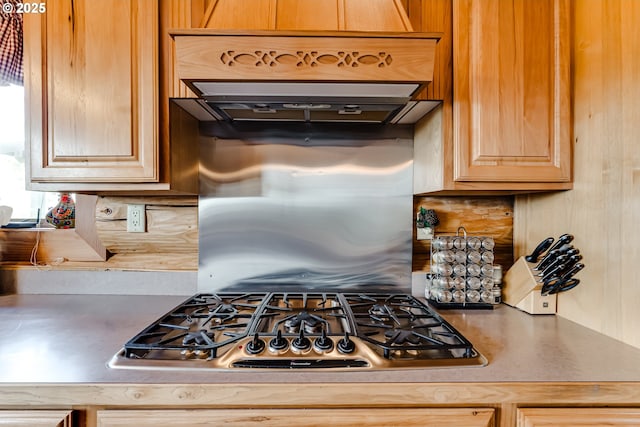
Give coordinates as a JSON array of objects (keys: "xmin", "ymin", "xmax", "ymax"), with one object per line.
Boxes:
[
  {"xmin": 0, "ymin": 410, "xmax": 72, "ymax": 427},
  {"xmin": 97, "ymin": 408, "xmax": 494, "ymax": 427},
  {"xmin": 452, "ymin": 0, "xmax": 571, "ymax": 183},
  {"xmin": 24, "ymin": 0, "xmax": 158, "ymax": 185},
  {"xmin": 517, "ymin": 407, "xmax": 640, "ymax": 426}
]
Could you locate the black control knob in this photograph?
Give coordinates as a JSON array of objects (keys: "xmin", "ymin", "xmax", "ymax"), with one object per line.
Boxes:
[
  {"xmin": 337, "ymin": 332, "xmax": 355, "ymax": 354},
  {"xmin": 291, "ymin": 329, "xmax": 311, "ymax": 352},
  {"xmin": 268, "ymin": 330, "xmax": 289, "ymax": 353},
  {"xmin": 245, "ymin": 332, "xmax": 265, "ymax": 355},
  {"xmin": 313, "ymin": 330, "xmax": 334, "ymax": 353}
]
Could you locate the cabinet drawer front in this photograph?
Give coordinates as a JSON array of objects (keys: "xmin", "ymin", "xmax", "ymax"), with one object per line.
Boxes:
[
  {"xmin": 97, "ymin": 408, "xmax": 494, "ymax": 427},
  {"xmin": 518, "ymin": 407, "xmax": 640, "ymax": 426}
]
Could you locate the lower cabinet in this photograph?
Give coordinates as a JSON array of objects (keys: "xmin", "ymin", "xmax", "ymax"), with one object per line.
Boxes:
[
  {"xmin": 517, "ymin": 408, "xmax": 640, "ymax": 426},
  {"xmin": 96, "ymin": 408, "xmax": 495, "ymax": 427},
  {"xmin": 0, "ymin": 410, "xmax": 72, "ymax": 427}
]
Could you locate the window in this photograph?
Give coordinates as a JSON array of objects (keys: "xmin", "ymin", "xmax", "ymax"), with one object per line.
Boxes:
[{"xmin": 0, "ymin": 84, "xmax": 57, "ymax": 221}]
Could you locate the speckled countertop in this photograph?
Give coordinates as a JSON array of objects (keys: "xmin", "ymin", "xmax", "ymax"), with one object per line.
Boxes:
[{"xmin": 1, "ymin": 293, "xmax": 639, "ymax": 384}]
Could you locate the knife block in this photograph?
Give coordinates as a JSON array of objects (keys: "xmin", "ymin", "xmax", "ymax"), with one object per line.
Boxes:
[{"xmin": 503, "ymin": 257, "xmax": 556, "ymax": 315}]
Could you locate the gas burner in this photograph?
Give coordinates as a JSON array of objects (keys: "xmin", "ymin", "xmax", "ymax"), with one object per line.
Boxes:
[
  {"xmin": 368, "ymin": 304, "xmax": 401, "ymax": 325},
  {"xmin": 182, "ymin": 330, "xmax": 215, "ymax": 346},
  {"xmin": 201, "ymin": 303, "xmax": 238, "ymax": 325},
  {"xmin": 384, "ymin": 329, "xmax": 422, "ymax": 346},
  {"xmin": 187, "ymin": 293, "xmax": 264, "ymax": 327},
  {"xmin": 283, "ymin": 310, "xmax": 326, "ymax": 334},
  {"xmin": 210, "ymin": 303, "xmax": 236, "ymax": 313}
]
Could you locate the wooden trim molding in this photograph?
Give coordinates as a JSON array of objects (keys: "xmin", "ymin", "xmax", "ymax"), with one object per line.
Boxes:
[{"xmin": 1, "ymin": 382, "xmax": 640, "ymax": 407}]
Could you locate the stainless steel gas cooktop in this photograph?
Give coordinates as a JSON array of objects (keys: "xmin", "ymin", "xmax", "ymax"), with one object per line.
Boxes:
[{"xmin": 108, "ymin": 293, "xmax": 487, "ymax": 371}]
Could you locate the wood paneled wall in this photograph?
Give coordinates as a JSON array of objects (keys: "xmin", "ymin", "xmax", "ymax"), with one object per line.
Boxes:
[
  {"xmin": 0, "ymin": 196, "xmax": 199, "ymax": 271},
  {"xmin": 413, "ymin": 196, "xmax": 514, "ymax": 272},
  {"xmin": 93, "ymin": 196, "xmax": 198, "ymax": 271},
  {"xmin": 514, "ymin": 0, "xmax": 640, "ymax": 349}
]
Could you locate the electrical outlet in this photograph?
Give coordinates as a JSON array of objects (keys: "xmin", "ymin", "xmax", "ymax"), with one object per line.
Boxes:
[{"xmin": 127, "ymin": 204, "xmax": 146, "ymax": 232}]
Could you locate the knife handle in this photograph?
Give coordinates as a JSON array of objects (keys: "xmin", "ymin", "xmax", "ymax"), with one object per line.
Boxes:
[
  {"xmin": 540, "ymin": 263, "xmax": 566, "ymax": 283},
  {"xmin": 538, "ymin": 254, "xmax": 567, "ymax": 278},
  {"xmin": 534, "ymin": 248, "xmax": 560, "ymax": 271},
  {"xmin": 558, "ymin": 255, "xmax": 583, "ymax": 275},
  {"xmin": 542, "ymin": 277, "xmax": 580, "ymax": 295},
  {"xmin": 547, "ymin": 234, "xmax": 574, "ymax": 254},
  {"xmin": 555, "ymin": 278, "xmax": 581, "ymax": 294},
  {"xmin": 561, "ymin": 247, "xmax": 580, "ymax": 257},
  {"xmin": 541, "ymin": 277, "xmax": 560, "ymax": 295},
  {"xmin": 525, "ymin": 237, "xmax": 554, "ymax": 263},
  {"xmin": 560, "ymin": 262, "xmax": 585, "ymax": 281}
]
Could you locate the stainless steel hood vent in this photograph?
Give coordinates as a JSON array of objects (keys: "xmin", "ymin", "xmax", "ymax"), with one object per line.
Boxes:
[
  {"xmin": 192, "ymin": 82, "xmax": 418, "ymax": 123},
  {"xmin": 173, "ymin": 93, "xmax": 440, "ymax": 124},
  {"xmin": 170, "ymin": 14, "xmax": 441, "ymax": 123}
]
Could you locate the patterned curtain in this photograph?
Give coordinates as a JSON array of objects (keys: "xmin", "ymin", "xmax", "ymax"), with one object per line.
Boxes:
[{"xmin": 0, "ymin": 0, "xmax": 23, "ymax": 86}]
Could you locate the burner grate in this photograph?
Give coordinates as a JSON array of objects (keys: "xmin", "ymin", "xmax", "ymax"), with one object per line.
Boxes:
[
  {"xmin": 254, "ymin": 293, "xmax": 350, "ymax": 337},
  {"xmin": 343, "ymin": 293, "xmax": 478, "ymax": 359},
  {"xmin": 122, "ymin": 293, "xmax": 268, "ymax": 360}
]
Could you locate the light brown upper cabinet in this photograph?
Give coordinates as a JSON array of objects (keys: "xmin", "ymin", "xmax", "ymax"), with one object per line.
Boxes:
[
  {"xmin": 413, "ymin": 0, "xmax": 572, "ymax": 194},
  {"xmin": 24, "ymin": 0, "xmax": 198, "ymax": 193},
  {"xmin": 24, "ymin": 0, "xmax": 157, "ymax": 190}
]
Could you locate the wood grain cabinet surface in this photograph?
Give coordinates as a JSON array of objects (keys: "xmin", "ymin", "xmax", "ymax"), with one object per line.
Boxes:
[
  {"xmin": 0, "ymin": 410, "xmax": 72, "ymax": 427},
  {"xmin": 414, "ymin": 0, "xmax": 572, "ymax": 194},
  {"xmin": 517, "ymin": 407, "xmax": 640, "ymax": 426},
  {"xmin": 196, "ymin": 0, "xmax": 415, "ymax": 31},
  {"xmin": 24, "ymin": 0, "xmax": 160, "ymax": 191},
  {"xmin": 96, "ymin": 408, "xmax": 495, "ymax": 427}
]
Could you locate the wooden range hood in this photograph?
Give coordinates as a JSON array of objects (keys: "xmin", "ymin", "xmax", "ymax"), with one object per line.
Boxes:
[{"xmin": 170, "ymin": 0, "xmax": 441, "ymax": 124}]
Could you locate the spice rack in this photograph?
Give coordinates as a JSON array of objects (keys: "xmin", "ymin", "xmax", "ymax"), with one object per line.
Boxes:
[{"xmin": 426, "ymin": 227, "xmax": 499, "ymax": 309}]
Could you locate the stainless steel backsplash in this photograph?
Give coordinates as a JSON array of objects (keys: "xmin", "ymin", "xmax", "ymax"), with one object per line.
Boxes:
[{"xmin": 198, "ymin": 135, "xmax": 413, "ymax": 292}]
